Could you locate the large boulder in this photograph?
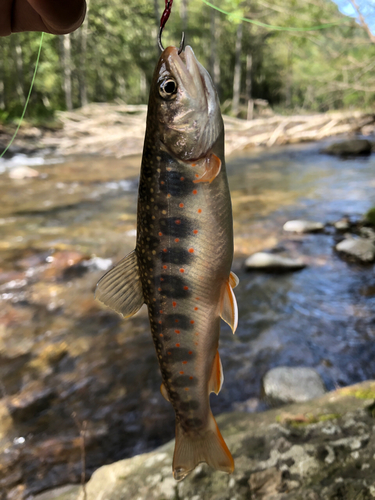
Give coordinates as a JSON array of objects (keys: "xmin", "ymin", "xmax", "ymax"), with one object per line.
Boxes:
[
  {"xmin": 245, "ymin": 252, "xmax": 306, "ymax": 272},
  {"xmin": 335, "ymin": 237, "xmax": 375, "ymax": 263},
  {"xmin": 262, "ymin": 366, "xmax": 326, "ymax": 405},
  {"xmin": 33, "ymin": 380, "xmax": 375, "ymax": 500},
  {"xmin": 322, "ymin": 139, "xmax": 372, "ymax": 157}
]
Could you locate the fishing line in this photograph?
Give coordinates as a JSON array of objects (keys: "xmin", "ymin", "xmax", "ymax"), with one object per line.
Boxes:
[
  {"xmin": 0, "ymin": 32, "xmax": 44, "ymax": 159},
  {"xmin": 201, "ymin": 0, "xmax": 346, "ymax": 32}
]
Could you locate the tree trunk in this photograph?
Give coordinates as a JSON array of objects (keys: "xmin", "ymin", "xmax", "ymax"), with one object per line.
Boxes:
[
  {"xmin": 11, "ymin": 37, "xmax": 25, "ymax": 105},
  {"xmin": 232, "ymin": 23, "xmax": 243, "ymax": 117},
  {"xmin": 181, "ymin": 0, "xmax": 188, "ymax": 33},
  {"xmin": 210, "ymin": 7, "xmax": 221, "ymax": 96},
  {"xmin": 78, "ymin": 0, "xmax": 89, "ymax": 107},
  {"xmin": 61, "ymin": 34, "xmax": 73, "ymax": 111},
  {"xmin": 245, "ymin": 53, "xmax": 253, "ymax": 120}
]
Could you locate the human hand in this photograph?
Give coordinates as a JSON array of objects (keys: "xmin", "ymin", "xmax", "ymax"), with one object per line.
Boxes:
[{"xmin": 0, "ymin": 0, "xmax": 87, "ymax": 36}]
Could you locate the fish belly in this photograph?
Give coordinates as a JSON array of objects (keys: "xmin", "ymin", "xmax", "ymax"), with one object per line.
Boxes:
[{"xmin": 136, "ymin": 138, "xmax": 232, "ymax": 431}]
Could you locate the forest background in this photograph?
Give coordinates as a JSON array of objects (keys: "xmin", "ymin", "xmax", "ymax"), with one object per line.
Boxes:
[{"xmin": 0, "ymin": 0, "xmax": 374, "ymax": 122}]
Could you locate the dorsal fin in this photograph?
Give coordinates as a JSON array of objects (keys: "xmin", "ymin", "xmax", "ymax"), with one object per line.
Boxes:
[
  {"xmin": 160, "ymin": 383, "xmax": 170, "ymax": 402},
  {"xmin": 95, "ymin": 250, "xmax": 144, "ymax": 318}
]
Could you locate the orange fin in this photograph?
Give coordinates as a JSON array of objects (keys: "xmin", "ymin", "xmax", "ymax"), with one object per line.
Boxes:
[
  {"xmin": 229, "ymin": 271, "xmax": 239, "ymax": 289},
  {"xmin": 160, "ymin": 383, "xmax": 170, "ymax": 402},
  {"xmin": 220, "ymin": 279, "xmax": 238, "ymax": 334},
  {"xmin": 193, "ymin": 153, "xmax": 221, "ymax": 184},
  {"xmin": 173, "ymin": 411, "xmax": 234, "ymax": 481},
  {"xmin": 208, "ymin": 350, "xmax": 224, "ymax": 395},
  {"xmin": 95, "ymin": 250, "xmax": 144, "ymax": 318}
]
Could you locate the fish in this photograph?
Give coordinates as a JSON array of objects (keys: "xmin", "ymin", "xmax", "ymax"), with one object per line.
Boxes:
[{"xmin": 95, "ymin": 44, "xmax": 238, "ymax": 481}]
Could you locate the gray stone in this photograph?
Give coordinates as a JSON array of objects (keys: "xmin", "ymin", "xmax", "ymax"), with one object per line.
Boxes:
[
  {"xmin": 30, "ymin": 380, "xmax": 375, "ymax": 500},
  {"xmin": 335, "ymin": 237, "xmax": 375, "ymax": 262},
  {"xmin": 283, "ymin": 220, "xmax": 324, "ymax": 233},
  {"xmin": 9, "ymin": 166, "xmax": 39, "ymax": 179},
  {"xmin": 262, "ymin": 367, "xmax": 326, "ymax": 405},
  {"xmin": 245, "ymin": 252, "xmax": 306, "ymax": 272},
  {"xmin": 333, "ymin": 218, "xmax": 350, "ymax": 231},
  {"xmin": 322, "ymin": 139, "xmax": 372, "ymax": 157}
]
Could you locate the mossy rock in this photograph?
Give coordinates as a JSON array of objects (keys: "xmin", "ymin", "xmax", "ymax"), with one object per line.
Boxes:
[{"xmin": 365, "ymin": 207, "xmax": 375, "ymax": 226}]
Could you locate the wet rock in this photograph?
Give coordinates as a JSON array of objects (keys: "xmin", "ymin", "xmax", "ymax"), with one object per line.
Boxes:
[
  {"xmin": 262, "ymin": 367, "xmax": 326, "ymax": 405},
  {"xmin": 333, "ymin": 218, "xmax": 350, "ymax": 231},
  {"xmin": 34, "ymin": 380, "xmax": 375, "ymax": 500},
  {"xmin": 245, "ymin": 252, "xmax": 306, "ymax": 272},
  {"xmin": 283, "ymin": 220, "xmax": 324, "ymax": 233},
  {"xmin": 322, "ymin": 139, "xmax": 372, "ymax": 157},
  {"xmin": 335, "ymin": 237, "xmax": 375, "ymax": 263},
  {"xmin": 42, "ymin": 251, "xmax": 90, "ymax": 281},
  {"xmin": 9, "ymin": 166, "xmax": 39, "ymax": 179},
  {"xmin": 7, "ymin": 382, "xmax": 56, "ymax": 423},
  {"xmin": 33, "ymin": 485, "xmax": 81, "ymax": 500}
]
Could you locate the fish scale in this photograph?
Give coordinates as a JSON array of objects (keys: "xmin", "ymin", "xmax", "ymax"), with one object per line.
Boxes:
[{"xmin": 96, "ymin": 44, "xmax": 238, "ymax": 481}]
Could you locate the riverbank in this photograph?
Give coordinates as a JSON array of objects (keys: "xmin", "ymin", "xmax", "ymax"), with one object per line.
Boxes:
[{"xmin": 0, "ymin": 105, "xmax": 374, "ymax": 159}]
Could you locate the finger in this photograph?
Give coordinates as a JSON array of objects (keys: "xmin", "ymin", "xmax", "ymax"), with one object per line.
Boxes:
[{"xmin": 10, "ymin": 0, "xmax": 86, "ymax": 35}]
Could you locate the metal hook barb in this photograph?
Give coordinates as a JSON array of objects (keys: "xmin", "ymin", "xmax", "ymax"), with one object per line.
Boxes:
[{"xmin": 158, "ymin": 28, "xmax": 185, "ymax": 55}]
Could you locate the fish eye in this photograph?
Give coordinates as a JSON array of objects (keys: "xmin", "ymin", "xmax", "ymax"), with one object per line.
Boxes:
[{"xmin": 159, "ymin": 78, "xmax": 177, "ymax": 99}]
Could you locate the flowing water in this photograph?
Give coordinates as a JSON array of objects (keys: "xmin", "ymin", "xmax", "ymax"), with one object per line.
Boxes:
[{"xmin": 0, "ymin": 142, "xmax": 374, "ymax": 497}]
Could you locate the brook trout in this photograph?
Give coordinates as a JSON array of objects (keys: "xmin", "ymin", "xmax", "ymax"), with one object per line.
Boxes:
[{"xmin": 96, "ymin": 45, "xmax": 238, "ymax": 480}]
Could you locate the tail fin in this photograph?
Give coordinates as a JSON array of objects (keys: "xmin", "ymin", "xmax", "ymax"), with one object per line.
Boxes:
[{"xmin": 172, "ymin": 412, "xmax": 234, "ymax": 481}]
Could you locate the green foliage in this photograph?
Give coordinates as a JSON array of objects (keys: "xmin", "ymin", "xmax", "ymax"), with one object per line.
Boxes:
[{"xmin": 0, "ymin": 0, "xmax": 374, "ymax": 120}]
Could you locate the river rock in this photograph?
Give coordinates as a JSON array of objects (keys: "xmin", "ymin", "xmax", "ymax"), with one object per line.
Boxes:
[
  {"xmin": 322, "ymin": 139, "xmax": 372, "ymax": 157},
  {"xmin": 283, "ymin": 220, "xmax": 324, "ymax": 233},
  {"xmin": 245, "ymin": 252, "xmax": 306, "ymax": 272},
  {"xmin": 7, "ymin": 382, "xmax": 56, "ymax": 423},
  {"xmin": 9, "ymin": 166, "xmax": 40, "ymax": 179},
  {"xmin": 335, "ymin": 237, "xmax": 375, "ymax": 263},
  {"xmin": 32, "ymin": 380, "xmax": 375, "ymax": 500},
  {"xmin": 262, "ymin": 366, "xmax": 326, "ymax": 405}
]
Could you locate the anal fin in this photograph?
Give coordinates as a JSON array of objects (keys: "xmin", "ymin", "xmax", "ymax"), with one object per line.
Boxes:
[
  {"xmin": 193, "ymin": 153, "xmax": 221, "ymax": 184},
  {"xmin": 209, "ymin": 350, "xmax": 224, "ymax": 395},
  {"xmin": 220, "ymin": 277, "xmax": 238, "ymax": 334},
  {"xmin": 95, "ymin": 250, "xmax": 144, "ymax": 318}
]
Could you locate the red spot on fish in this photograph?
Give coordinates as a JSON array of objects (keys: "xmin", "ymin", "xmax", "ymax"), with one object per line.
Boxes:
[
  {"xmin": 167, "ymin": 194, "xmax": 171, "ymax": 198},
  {"xmin": 168, "ymin": 351, "xmax": 171, "ymax": 355},
  {"xmin": 193, "ymin": 229, "xmax": 198, "ymax": 234},
  {"xmin": 176, "ymin": 343, "xmax": 180, "ymax": 347},
  {"xmin": 167, "ymin": 167, "xmax": 172, "ymax": 171},
  {"xmin": 190, "ymin": 320, "xmax": 194, "ymax": 324},
  {"xmin": 175, "ymin": 319, "xmax": 179, "ymax": 323},
  {"xmin": 159, "ymin": 321, "xmax": 162, "ymax": 325},
  {"xmin": 160, "ymin": 310, "xmax": 163, "ymax": 314},
  {"xmin": 196, "ymin": 297, "xmax": 200, "ymax": 300},
  {"xmin": 175, "ymin": 238, "xmax": 179, "ymax": 243},
  {"xmin": 175, "ymin": 219, "xmax": 181, "ymax": 225},
  {"xmin": 172, "ymin": 301, "xmax": 177, "ymax": 307},
  {"xmin": 182, "ymin": 361, "xmax": 187, "ymax": 364},
  {"xmin": 195, "ymin": 332, "xmax": 199, "ymax": 336},
  {"xmin": 195, "ymin": 342, "xmax": 198, "ymax": 346},
  {"xmin": 194, "ymin": 307, "xmax": 198, "ymax": 311},
  {"xmin": 159, "ymin": 333, "xmax": 163, "ymax": 337},
  {"xmin": 193, "ymin": 190, "xmax": 197, "ymax": 195},
  {"xmin": 189, "ymin": 351, "xmax": 193, "ymax": 355},
  {"xmin": 180, "ymin": 268, "xmax": 185, "ymax": 273},
  {"xmin": 184, "ymin": 387, "xmax": 189, "ymax": 391},
  {"xmin": 195, "ymin": 173, "xmax": 199, "ymax": 178},
  {"xmin": 163, "ymin": 265, "xmax": 167, "ymax": 270},
  {"xmin": 192, "ymin": 163, "xmax": 196, "ymax": 167},
  {"xmin": 180, "ymin": 371, "xmax": 184, "ymax": 375},
  {"xmin": 158, "ymin": 288, "xmax": 162, "ymax": 292},
  {"xmin": 189, "ymin": 248, "xmax": 194, "ymax": 253},
  {"xmin": 179, "ymin": 203, "xmax": 184, "ymax": 208},
  {"xmin": 160, "ymin": 277, "xmax": 164, "ymax": 281},
  {"xmin": 184, "ymin": 286, "xmax": 189, "ymax": 290},
  {"xmin": 159, "ymin": 232, "xmax": 163, "ymax": 236},
  {"xmin": 175, "ymin": 330, "xmax": 180, "ymax": 334},
  {"xmin": 190, "ymin": 376, "xmax": 193, "ymax": 380},
  {"xmin": 198, "ymin": 209, "xmax": 202, "ymax": 213},
  {"xmin": 161, "ymin": 181, "xmax": 165, "ymax": 185},
  {"xmin": 163, "ymin": 248, "xmax": 167, "ymax": 253},
  {"xmin": 180, "ymin": 177, "xmax": 184, "ymax": 181}
]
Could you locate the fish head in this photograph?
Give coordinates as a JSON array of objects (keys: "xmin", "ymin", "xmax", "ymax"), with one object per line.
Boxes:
[{"xmin": 150, "ymin": 45, "xmax": 223, "ymax": 161}]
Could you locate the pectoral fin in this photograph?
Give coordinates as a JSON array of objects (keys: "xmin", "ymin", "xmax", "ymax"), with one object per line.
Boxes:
[
  {"xmin": 193, "ymin": 153, "xmax": 221, "ymax": 184},
  {"xmin": 229, "ymin": 271, "xmax": 239, "ymax": 288},
  {"xmin": 95, "ymin": 250, "xmax": 144, "ymax": 318},
  {"xmin": 209, "ymin": 350, "xmax": 224, "ymax": 395},
  {"xmin": 220, "ymin": 278, "xmax": 238, "ymax": 334}
]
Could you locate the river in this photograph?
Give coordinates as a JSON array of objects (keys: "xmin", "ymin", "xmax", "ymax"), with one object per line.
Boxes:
[{"xmin": 0, "ymin": 141, "xmax": 374, "ymax": 497}]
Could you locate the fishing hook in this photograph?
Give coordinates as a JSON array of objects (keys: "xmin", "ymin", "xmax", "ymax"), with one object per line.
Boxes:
[
  {"xmin": 158, "ymin": 0, "xmax": 185, "ymax": 54},
  {"xmin": 158, "ymin": 27, "xmax": 185, "ymax": 54}
]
